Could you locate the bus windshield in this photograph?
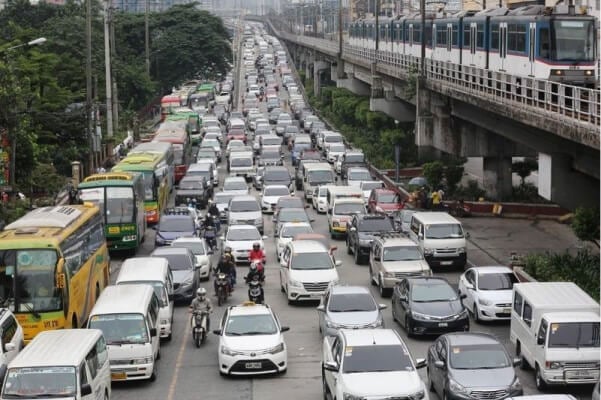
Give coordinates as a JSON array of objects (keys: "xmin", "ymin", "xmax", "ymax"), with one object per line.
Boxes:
[
  {"xmin": 106, "ymin": 187, "xmax": 135, "ymax": 224},
  {"xmin": 173, "ymin": 144, "xmax": 184, "ymax": 165},
  {"xmin": 0, "ymin": 249, "xmax": 62, "ymax": 313},
  {"xmin": 3, "ymin": 366, "xmax": 77, "ymax": 397},
  {"xmin": 88, "ymin": 313, "xmax": 149, "ymax": 345},
  {"xmin": 141, "ymin": 171, "xmax": 156, "ymax": 201}
]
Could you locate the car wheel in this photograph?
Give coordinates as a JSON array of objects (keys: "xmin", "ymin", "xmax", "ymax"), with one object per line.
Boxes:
[
  {"xmin": 535, "ymin": 365, "xmax": 547, "ymax": 390},
  {"xmin": 473, "ymin": 305, "xmax": 480, "ymax": 323},
  {"xmin": 443, "ymin": 391, "xmax": 449, "ymax": 400},
  {"xmin": 405, "ymin": 315, "xmax": 413, "ymax": 337},
  {"xmin": 353, "ymin": 246, "xmax": 362, "ymax": 265},
  {"xmin": 391, "ymin": 304, "xmax": 398, "ymax": 322},
  {"xmin": 378, "ymin": 277, "xmax": 391, "ymax": 298},
  {"xmin": 321, "ymin": 367, "xmax": 329, "ymax": 400},
  {"xmin": 516, "ymin": 342, "xmax": 529, "ymax": 370},
  {"xmin": 346, "ymin": 237, "xmax": 352, "ymax": 254},
  {"xmin": 427, "ymin": 367, "xmax": 435, "ymax": 392},
  {"xmin": 369, "ymin": 265, "xmax": 376, "ymax": 286}
]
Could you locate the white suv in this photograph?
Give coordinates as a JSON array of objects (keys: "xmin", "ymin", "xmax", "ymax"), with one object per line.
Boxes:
[
  {"xmin": 322, "ymin": 329, "xmax": 428, "ymax": 400},
  {"xmin": 0, "ymin": 309, "xmax": 23, "ymax": 365},
  {"xmin": 213, "ymin": 303, "xmax": 289, "ymax": 376},
  {"xmin": 279, "ymin": 240, "xmax": 341, "ymax": 304}
]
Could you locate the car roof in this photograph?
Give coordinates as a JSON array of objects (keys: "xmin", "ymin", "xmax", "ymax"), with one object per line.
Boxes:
[
  {"xmin": 281, "ymin": 221, "xmax": 312, "ymax": 229},
  {"xmin": 443, "ymin": 332, "xmax": 502, "ymax": 346},
  {"xmin": 264, "ymin": 184, "xmax": 289, "ymax": 191},
  {"xmin": 151, "ymin": 247, "xmax": 192, "ymax": 256},
  {"xmin": 160, "ymin": 214, "xmax": 194, "ymax": 222},
  {"xmin": 228, "ymin": 224, "xmax": 259, "ymax": 231},
  {"xmin": 288, "ymin": 240, "xmax": 328, "ymax": 253},
  {"xmin": 413, "ymin": 211, "xmax": 460, "ymax": 224},
  {"xmin": 378, "ymin": 236, "xmax": 418, "ymax": 246},
  {"xmin": 230, "ymin": 195, "xmax": 257, "ymax": 202},
  {"xmin": 470, "ymin": 266, "xmax": 513, "ymax": 274},
  {"xmin": 229, "ymin": 302, "xmax": 273, "ymax": 316},
  {"xmin": 224, "ymin": 176, "xmax": 246, "ymax": 182},
  {"xmin": 348, "ymin": 166, "xmax": 370, "ymax": 172},
  {"xmin": 329, "ymin": 285, "xmax": 372, "ymax": 296},
  {"xmin": 408, "ymin": 276, "xmax": 450, "ymax": 285},
  {"xmin": 374, "ymin": 188, "xmax": 396, "ymax": 194},
  {"xmin": 341, "ymin": 329, "xmax": 402, "ymax": 347}
]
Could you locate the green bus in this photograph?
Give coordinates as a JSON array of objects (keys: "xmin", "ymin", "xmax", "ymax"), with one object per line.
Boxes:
[
  {"xmin": 111, "ymin": 153, "xmax": 169, "ymax": 224},
  {"xmin": 77, "ymin": 172, "xmax": 146, "ymax": 251}
]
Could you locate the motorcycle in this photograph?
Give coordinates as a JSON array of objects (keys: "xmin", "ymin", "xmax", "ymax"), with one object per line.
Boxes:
[
  {"xmin": 204, "ymin": 225, "xmax": 217, "ymax": 251},
  {"xmin": 191, "ymin": 310, "xmax": 208, "ymax": 347},
  {"xmin": 247, "ymin": 276, "xmax": 264, "ymax": 304},
  {"xmin": 215, "ymin": 273, "xmax": 230, "ymax": 306}
]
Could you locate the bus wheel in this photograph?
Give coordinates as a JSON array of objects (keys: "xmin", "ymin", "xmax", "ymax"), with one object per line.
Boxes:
[
  {"xmin": 95, "ymin": 284, "xmax": 100, "ymax": 300},
  {"xmin": 72, "ymin": 315, "xmax": 78, "ymax": 329}
]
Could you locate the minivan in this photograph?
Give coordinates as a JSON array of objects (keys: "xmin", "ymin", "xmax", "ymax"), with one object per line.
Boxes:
[
  {"xmin": 116, "ymin": 257, "xmax": 174, "ymax": 340},
  {"xmin": 1, "ymin": 329, "xmax": 111, "ymax": 400},
  {"xmin": 408, "ymin": 212, "xmax": 467, "ymax": 268},
  {"xmin": 87, "ymin": 285, "xmax": 160, "ymax": 381},
  {"xmin": 228, "ymin": 195, "xmax": 264, "ymax": 234}
]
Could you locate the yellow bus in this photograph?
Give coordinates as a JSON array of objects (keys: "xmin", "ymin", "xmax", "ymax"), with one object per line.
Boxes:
[
  {"xmin": 112, "ymin": 152, "xmax": 169, "ymax": 224},
  {"xmin": 0, "ymin": 204, "xmax": 110, "ymax": 342}
]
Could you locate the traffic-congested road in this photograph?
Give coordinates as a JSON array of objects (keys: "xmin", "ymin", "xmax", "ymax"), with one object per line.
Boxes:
[{"xmin": 108, "ymin": 21, "xmax": 595, "ymax": 400}]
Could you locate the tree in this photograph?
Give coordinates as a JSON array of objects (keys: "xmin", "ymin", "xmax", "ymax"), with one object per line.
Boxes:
[
  {"xmin": 445, "ymin": 163, "xmax": 465, "ymax": 196},
  {"xmin": 512, "ymin": 159, "xmax": 538, "ymax": 186},
  {"xmin": 571, "ymin": 207, "xmax": 600, "ymax": 248},
  {"xmin": 422, "ymin": 161, "xmax": 444, "ymax": 190}
]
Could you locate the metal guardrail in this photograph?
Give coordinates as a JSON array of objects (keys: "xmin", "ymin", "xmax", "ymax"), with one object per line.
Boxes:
[{"xmin": 266, "ymin": 18, "xmax": 600, "ymax": 138}]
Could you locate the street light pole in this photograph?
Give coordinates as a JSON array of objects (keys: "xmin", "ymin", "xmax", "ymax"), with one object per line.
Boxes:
[
  {"xmin": 104, "ymin": 0, "xmax": 114, "ymax": 163},
  {"xmin": 145, "ymin": 0, "xmax": 150, "ymax": 76},
  {"xmin": 420, "ymin": 0, "xmax": 425, "ymax": 76},
  {"xmin": 338, "ymin": 0, "xmax": 342, "ymax": 53},
  {"xmin": 86, "ymin": 0, "xmax": 94, "ymax": 175}
]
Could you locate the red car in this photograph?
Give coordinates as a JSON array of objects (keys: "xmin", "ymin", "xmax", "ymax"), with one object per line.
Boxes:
[
  {"xmin": 367, "ymin": 188, "xmax": 404, "ymax": 214},
  {"xmin": 226, "ymin": 128, "xmax": 247, "ymax": 144}
]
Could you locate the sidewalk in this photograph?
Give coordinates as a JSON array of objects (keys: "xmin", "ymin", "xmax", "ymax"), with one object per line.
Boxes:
[{"xmin": 463, "ymin": 217, "xmax": 591, "ymax": 267}]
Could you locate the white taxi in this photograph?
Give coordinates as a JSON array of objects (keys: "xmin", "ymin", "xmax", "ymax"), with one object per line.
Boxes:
[
  {"xmin": 275, "ymin": 222, "xmax": 314, "ymax": 260},
  {"xmin": 213, "ymin": 302, "xmax": 289, "ymax": 376}
]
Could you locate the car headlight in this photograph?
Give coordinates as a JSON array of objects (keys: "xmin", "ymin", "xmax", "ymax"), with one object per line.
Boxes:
[
  {"xmin": 366, "ymin": 316, "xmax": 383, "ymax": 328},
  {"xmin": 478, "ymin": 298, "xmax": 493, "ymax": 306},
  {"xmin": 448, "ymin": 377, "xmax": 469, "ymax": 395},
  {"xmin": 343, "ymin": 393, "xmax": 366, "ymax": 400},
  {"xmin": 325, "ymin": 318, "xmax": 342, "ymax": 329},
  {"xmin": 221, "ymin": 346, "xmax": 235, "ymax": 356},
  {"xmin": 288, "ymin": 279, "xmax": 303, "ymax": 288},
  {"xmin": 456, "ymin": 309, "xmax": 469, "ymax": 319},
  {"xmin": 268, "ymin": 342, "xmax": 285, "ymax": 354},
  {"xmin": 409, "ymin": 390, "xmax": 425, "ymax": 400},
  {"xmin": 458, "ymin": 246, "xmax": 466, "ymax": 253},
  {"xmin": 375, "ymin": 206, "xmax": 384, "ymax": 213},
  {"xmin": 383, "ymin": 271, "xmax": 395, "ymax": 278},
  {"xmin": 548, "ymin": 362, "xmax": 563, "ymax": 369},
  {"xmin": 255, "ymin": 217, "xmax": 263, "ymax": 224},
  {"xmin": 423, "ymin": 248, "xmax": 434, "ymax": 256},
  {"xmin": 411, "ymin": 311, "xmax": 431, "ymax": 321},
  {"xmin": 155, "ymin": 235, "xmax": 165, "ymax": 244},
  {"xmin": 510, "ymin": 377, "xmax": 522, "ymax": 390},
  {"xmin": 332, "ymin": 221, "xmax": 340, "ymax": 227},
  {"xmin": 133, "ymin": 356, "xmax": 153, "ymax": 364}
]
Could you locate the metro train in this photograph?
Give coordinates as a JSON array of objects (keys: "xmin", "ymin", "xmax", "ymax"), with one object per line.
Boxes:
[{"xmin": 348, "ymin": 4, "xmax": 597, "ymax": 86}]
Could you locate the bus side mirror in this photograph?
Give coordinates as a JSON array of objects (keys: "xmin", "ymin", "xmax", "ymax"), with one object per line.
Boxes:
[
  {"xmin": 81, "ymin": 383, "xmax": 92, "ymax": 396},
  {"xmin": 150, "ymin": 328, "xmax": 157, "ymax": 337},
  {"xmin": 55, "ymin": 258, "xmax": 66, "ymax": 289}
]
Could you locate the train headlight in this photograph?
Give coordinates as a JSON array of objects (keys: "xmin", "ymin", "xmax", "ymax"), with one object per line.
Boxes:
[
  {"xmin": 585, "ymin": 70, "xmax": 593, "ymax": 76},
  {"xmin": 551, "ymin": 69, "xmax": 563, "ymax": 76}
]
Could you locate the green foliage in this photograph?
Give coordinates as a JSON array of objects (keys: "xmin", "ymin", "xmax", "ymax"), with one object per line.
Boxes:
[
  {"xmin": 523, "ymin": 250, "xmax": 600, "ymax": 301},
  {"xmin": 422, "ymin": 161, "xmax": 444, "ymax": 190},
  {"xmin": 512, "ymin": 158, "xmax": 538, "ymax": 186},
  {"xmin": 455, "ymin": 180, "xmax": 486, "ymax": 201},
  {"xmin": 445, "ymin": 163, "xmax": 465, "ymax": 196},
  {"xmin": 571, "ymin": 207, "xmax": 600, "ymax": 246},
  {"xmin": 510, "ymin": 183, "xmax": 549, "ymax": 203}
]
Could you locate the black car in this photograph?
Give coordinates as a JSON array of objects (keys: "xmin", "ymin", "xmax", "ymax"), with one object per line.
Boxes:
[
  {"xmin": 175, "ymin": 176, "xmax": 212, "ymax": 208},
  {"xmin": 340, "ymin": 152, "xmax": 367, "ymax": 180},
  {"xmin": 346, "ymin": 214, "xmax": 395, "ymax": 265},
  {"xmin": 154, "ymin": 213, "xmax": 197, "ymax": 247},
  {"xmin": 391, "ymin": 277, "xmax": 469, "ymax": 336}
]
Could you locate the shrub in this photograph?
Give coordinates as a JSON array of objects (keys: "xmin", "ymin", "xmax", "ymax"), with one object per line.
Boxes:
[
  {"xmin": 522, "ymin": 250, "xmax": 600, "ymax": 301},
  {"xmin": 571, "ymin": 207, "xmax": 600, "ymax": 247},
  {"xmin": 422, "ymin": 161, "xmax": 444, "ymax": 190}
]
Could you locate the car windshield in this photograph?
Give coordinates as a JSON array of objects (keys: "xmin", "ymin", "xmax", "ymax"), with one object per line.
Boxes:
[
  {"xmin": 265, "ymin": 187, "xmax": 289, "ymax": 196},
  {"xmin": 379, "ymin": 193, "xmax": 399, "ymax": 203},
  {"xmin": 329, "ymin": 145, "xmax": 346, "ymax": 152},
  {"xmin": 89, "ymin": 313, "xmax": 149, "ymax": 344},
  {"xmin": 263, "ymin": 137, "xmax": 282, "ymax": 145},
  {"xmin": 425, "ymin": 224, "xmax": 464, "ymax": 239},
  {"xmin": 159, "ymin": 217, "xmax": 194, "ymax": 232},
  {"xmin": 225, "ymin": 314, "xmax": 278, "ymax": 336},
  {"xmin": 262, "ymin": 151, "xmax": 280, "ymax": 159},
  {"xmin": 172, "ymin": 241, "xmax": 206, "ymax": 256},
  {"xmin": 197, "ymin": 151, "xmax": 215, "ymax": 159},
  {"xmin": 290, "ymin": 251, "xmax": 333, "ymax": 270},
  {"xmin": 279, "ymin": 209, "xmax": 308, "ymax": 222},
  {"xmin": 411, "ymin": 281, "xmax": 457, "ymax": 302},
  {"xmin": 231, "ymin": 158, "xmax": 252, "ymax": 167},
  {"xmin": 329, "ymin": 293, "xmax": 376, "ymax": 312},
  {"xmin": 179, "ymin": 179, "xmax": 203, "ymax": 190},
  {"xmin": 281, "ymin": 225, "xmax": 313, "ymax": 238},
  {"xmin": 383, "ymin": 246, "xmax": 423, "ymax": 261},
  {"xmin": 203, "ymin": 139, "xmax": 219, "ymax": 147},
  {"xmin": 264, "ymin": 170, "xmax": 290, "ymax": 180},
  {"xmin": 343, "ymin": 345, "xmax": 414, "ymax": 373},
  {"xmin": 348, "ymin": 170, "xmax": 372, "ymax": 181},
  {"xmin": 3, "ymin": 366, "xmax": 77, "ymax": 397},
  {"xmin": 227, "ymin": 228, "xmax": 261, "ymax": 241},
  {"xmin": 230, "ymin": 200, "xmax": 260, "ymax": 212},
  {"xmin": 119, "ymin": 281, "xmax": 168, "ymax": 306},
  {"xmin": 358, "ymin": 218, "xmax": 394, "ymax": 232},
  {"xmin": 307, "ymin": 170, "xmax": 333, "ymax": 184},
  {"xmin": 361, "ymin": 182, "xmax": 382, "ymax": 191},
  {"xmin": 334, "ymin": 203, "xmax": 364, "ymax": 215},
  {"xmin": 449, "ymin": 344, "xmax": 511, "ymax": 369},
  {"xmin": 153, "ymin": 253, "xmax": 192, "ymax": 270},
  {"xmin": 325, "ymin": 136, "xmax": 342, "ymax": 143},
  {"xmin": 224, "ymin": 180, "xmax": 247, "ymax": 191},
  {"xmin": 547, "ymin": 322, "xmax": 600, "ymax": 348},
  {"xmin": 477, "ymin": 272, "xmax": 517, "ymax": 290},
  {"xmin": 278, "ymin": 198, "xmax": 303, "ymax": 208},
  {"xmin": 345, "ymin": 154, "xmax": 365, "ymax": 163},
  {"xmin": 215, "ymin": 194, "xmax": 235, "ymax": 205}
]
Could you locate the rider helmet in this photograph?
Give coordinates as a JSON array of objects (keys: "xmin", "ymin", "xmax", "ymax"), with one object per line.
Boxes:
[
  {"xmin": 253, "ymin": 242, "xmax": 260, "ymax": 250},
  {"xmin": 196, "ymin": 287, "xmax": 206, "ymax": 299}
]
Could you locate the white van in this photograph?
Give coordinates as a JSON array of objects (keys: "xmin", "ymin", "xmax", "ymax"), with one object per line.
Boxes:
[
  {"xmin": 408, "ymin": 212, "xmax": 467, "ymax": 268},
  {"xmin": 1, "ymin": 329, "xmax": 111, "ymax": 400},
  {"xmin": 229, "ymin": 152, "xmax": 255, "ymax": 179},
  {"xmin": 116, "ymin": 257, "xmax": 174, "ymax": 340},
  {"xmin": 327, "ymin": 197, "xmax": 366, "ymax": 239},
  {"xmin": 510, "ymin": 282, "xmax": 600, "ymax": 390},
  {"xmin": 302, "ymin": 162, "xmax": 336, "ymax": 200},
  {"xmin": 325, "ymin": 185, "xmax": 363, "ymax": 211},
  {"xmin": 87, "ymin": 285, "xmax": 160, "ymax": 381}
]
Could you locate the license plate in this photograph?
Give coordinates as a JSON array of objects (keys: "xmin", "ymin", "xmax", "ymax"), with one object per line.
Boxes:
[
  {"xmin": 111, "ymin": 372, "xmax": 127, "ymax": 380},
  {"xmin": 438, "ymin": 322, "xmax": 448, "ymax": 327},
  {"xmin": 310, "ymin": 293, "xmax": 322, "ymax": 298},
  {"xmin": 108, "ymin": 226, "xmax": 120, "ymax": 234},
  {"xmin": 503, "ymin": 308, "xmax": 511, "ymax": 314},
  {"xmin": 440, "ymin": 261, "xmax": 453, "ymax": 266},
  {"xmin": 245, "ymin": 362, "xmax": 262, "ymax": 369},
  {"xmin": 566, "ymin": 370, "xmax": 593, "ymax": 378}
]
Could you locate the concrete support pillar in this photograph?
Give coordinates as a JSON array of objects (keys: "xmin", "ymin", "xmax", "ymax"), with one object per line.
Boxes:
[
  {"xmin": 336, "ymin": 72, "xmax": 370, "ymax": 96},
  {"xmin": 369, "ymin": 89, "xmax": 415, "ymax": 122},
  {"xmin": 336, "ymin": 57, "xmax": 345, "ymax": 79},
  {"xmin": 314, "ymin": 67, "xmax": 321, "ymax": 97},
  {"xmin": 482, "ymin": 156, "xmax": 513, "ymax": 200},
  {"xmin": 415, "ymin": 77, "xmax": 437, "ymax": 160},
  {"xmin": 538, "ymin": 152, "xmax": 600, "ymax": 209}
]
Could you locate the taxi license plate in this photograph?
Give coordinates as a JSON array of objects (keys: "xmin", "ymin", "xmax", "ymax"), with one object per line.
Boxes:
[
  {"xmin": 440, "ymin": 261, "xmax": 453, "ymax": 266},
  {"xmin": 245, "ymin": 362, "xmax": 262, "ymax": 369},
  {"xmin": 111, "ymin": 372, "xmax": 127, "ymax": 380},
  {"xmin": 438, "ymin": 322, "xmax": 448, "ymax": 327}
]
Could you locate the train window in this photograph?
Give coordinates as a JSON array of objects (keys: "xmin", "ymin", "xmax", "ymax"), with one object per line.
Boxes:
[
  {"xmin": 508, "ymin": 23, "xmax": 527, "ymax": 53},
  {"xmin": 425, "ymin": 24, "xmax": 432, "ymax": 46},
  {"xmin": 491, "ymin": 23, "xmax": 500, "ymax": 50},
  {"xmin": 414, "ymin": 24, "xmax": 422, "ymax": 44},
  {"xmin": 539, "ymin": 27, "xmax": 550, "ymax": 58},
  {"xmin": 437, "ymin": 26, "xmax": 447, "ymax": 46},
  {"xmin": 452, "ymin": 24, "xmax": 458, "ymax": 47},
  {"xmin": 476, "ymin": 23, "xmax": 485, "ymax": 48},
  {"xmin": 463, "ymin": 24, "xmax": 471, "ymax": 47}
]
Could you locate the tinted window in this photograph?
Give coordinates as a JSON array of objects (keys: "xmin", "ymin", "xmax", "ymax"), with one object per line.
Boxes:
[
  {"xmin": 265, "ymin": 187, "xmax": 289, "ymax": 196},
  {"xmin": 281, "ymin": 225, "xmax": 313, "ymax": 238},
  {"xmin": 334, "ymin": 203, "xmax": 364, "ymax": 215},
  {"xmin": 231, "ymin": 158, "xmax": 252, "ymax": 167},
  {"xmin": 343, "ymin": 345, "xmax": 414, "ymax": 373},
  {"xmin": 153, "ymin": 253, "xmax": 192, "ymax": 270},
  {"xmin": 230, "ymin": 200, "xmax": 260, "ymax": 212},
  {"xmin": 411, "ymin": 281, "xmax": 457, "ymax": 302},
  {"xmin": 159, "ymin": 217, "xmax": 194, "ymax": 232},
  {"xmin": 449, "ymin": 344, "xmax": 510, "ymax": 369},
  {"xmin": 225, "ymin": 314, "xmax": 278, "ymax": 335},
  {"xmin": 227, "ymin": 229, "xmax": 261, "ymax": 241},
  {"xmin": 383, "ymin": 246, "xmax": 422, "ymax": 261},
  {"xmin": 358, "ymin": 218, "xmax": 394, "ymax": 232},
  {"xmin": 290, "ymin": 252, "xmax": 333, "ymax": 270},
  {"xmin": 548, "ymin": 322, "xmax": 600, "ymax": 348},
  {"xmin": 477, "ymin": 273, "xmax": 518, "ymax": 290},
  {"xmin": 328, "ymin": 293, "xmax": 376, "ymax": 312},
  {"xmin": 425, "ymin": 224, "xmax": 464, "ymax": 239},
  {"xmin": 179, "ymin": 179, "xmax": 203, "ymax": 190},
  {"xmin": 279, "ymin": 209, "xmax": 309, "ymax": 222},
  {"xmin": 513, "ymin": 292, "xmax": 523, "ymax": 315},
  {"xmin": 264, "ymin": 170, "xmax": 290, "ymax": 180}
]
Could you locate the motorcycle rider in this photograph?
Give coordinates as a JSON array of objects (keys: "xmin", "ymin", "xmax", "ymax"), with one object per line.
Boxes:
[
  {"xmin": 245, "ymin": 262, "xmax": 265, "ymax": 303},
  {"xmin": 248, "ymin": 243, "xmax": 265, "ymax": 271},
  {"xmin": 188, "ymin": 288, "xmax": 213, "ymax": 331},
  {"xmin": 214, "ymin": 253, "xmax": 236, "ymax": 295},
  {"xmin": 207, "ymin": 200, "xmax": 221, "ymax": 231}
]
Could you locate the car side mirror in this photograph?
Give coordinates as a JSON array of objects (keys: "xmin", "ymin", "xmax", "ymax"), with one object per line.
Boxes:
[
  {"xmin": 434, "ymin": 360, "xmax": 445, "ymax": 369},
  {"xmin": 3, "ymin": 343, "xmax": 15, "ymax": 352},
  {"xmin": 335, "ymin": 260, "xmax": 342, "ymax": 267},
  {"xmin": 194, "ymin": 263, "xmax": 202, "ymax": 270},
  {"xmin": 219, "ymin": 236, "xmax": 225, "ymax": 241},
  {"xmin": 513, "ymin": 357, "xmax": 522, "ymax": 367},
  {"xmin": 81, "ymin": 383, "xmax": 93, "ymax": 396},
  {"xmin": 280, "ymin": 259, "xmax": 287, "ymax": 268},
  {"xmin": 378, "ymin": 303, "xmax": 387, "ymax": 310},
  {"xmin": 415, "ymin": 358, "xmax": 427, "ymax": 369},
  {"xmin": 213, "ymin": 329, "xmax": 222, "ymax": 335},
  {"xmin": 537, "ymin": 335, "xmax": 545, "ymax": 346},
  {"xmin": 323, "ymin": 361, "xmax": 339, "ymax": 372},
  {"xmin": 327, "ymin": 209, "xmax": 332, "ymax": 215},
  {"xmin": 316, "ymin": 305, "xmax": 325, "ymax": 312},
  {"xmin": 310, "ymin": 218, "xmax": 315, "ymax": 222},
  {"xmin": 465, "ymin": 232, "xmax": 470, "ymax": 239},
  {"xmin": 374, "ymin": 255, "xmax": 381, "ymax": 261},
  {"xmin": 280, "ymin": 326, "xmax": 290, "ymax": 332},
  {"xmin": 151, "ymin": 226, "xmax": 157, "ymax": 230},
  {"xmin": 150, "ymin": 328, "xmax": 157, "ymax": 337},
  {"xmin": 460, "ymin": 294, "xmax": 467, "ymax": 300},
  {"xmin": 168, "ymin": 294, "xmax": 174, "ymax": 301}
]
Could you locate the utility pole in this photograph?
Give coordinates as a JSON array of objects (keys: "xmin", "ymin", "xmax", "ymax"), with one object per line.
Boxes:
[
  {"xmin": 110, "ymin": 5, "xmax": 119, "ymax": 134},
  {"xmin": 86, "ymin": 0, "xmax": 95, "ymax": 175},
  {"xmin": 104, "ymin": 0, "xmax": 114, "ymax": 162},
  {"xmin": 420, "ymin": 0, "xmax": 425, "ymax": 76},
  {"xmin": 375, "ymin": 0, "xmax": 380, "ymax": 51},
  {"xmin": 338, "ymin": 0, "xmax": 342, "ymax": 54},
  {"xmin": 145, "ymin": 0, "xmax": 150, "ymax": 76}
]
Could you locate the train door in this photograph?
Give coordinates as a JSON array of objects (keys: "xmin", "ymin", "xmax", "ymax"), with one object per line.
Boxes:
[
  {"xmin": 447, "ymin": 24, "xmax": 452, "ymax": 62},
  {"xmin": 469, "ymin": 23, "xmax": 477, "ymax": 65},
  {"xmin": 528, "ymin": 22, "xmax": 536, "ymax": 77},
  {"xmin": 499, "ymin": 23, "xmax": 507, "ymax": 71},
  {"xmin": 432, "ymin": 23, "xmax": 437, "ymax": 59}
]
